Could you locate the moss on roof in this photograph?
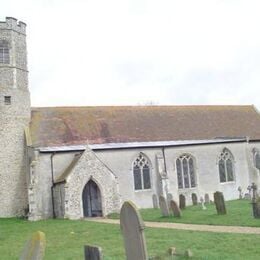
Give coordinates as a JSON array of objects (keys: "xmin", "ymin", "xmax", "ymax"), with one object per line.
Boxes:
[{"xmin": 30, "ymin": 105, "xmax": 260, "ymax": 147}]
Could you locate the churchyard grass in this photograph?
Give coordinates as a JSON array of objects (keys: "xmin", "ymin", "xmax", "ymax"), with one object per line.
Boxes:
[
  {"xmin": 1, "ymin": 218, "xmax": 260, "ymax": 259},
  {"xmin": 139, "ymin": 199, "xmax": 260, "ymax": 227},
  {"xmin": 108, "ymin": 199, "xmax": 260, "ymax": 227}
]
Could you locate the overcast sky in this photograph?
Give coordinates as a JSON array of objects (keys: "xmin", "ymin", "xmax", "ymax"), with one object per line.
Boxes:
[{"xmin": 2, "ymin": 0, "xmax": 260, "ymax": 108}]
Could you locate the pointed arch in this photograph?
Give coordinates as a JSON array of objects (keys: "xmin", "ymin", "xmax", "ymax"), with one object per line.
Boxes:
[
  {"xmin": 132, "ymin": 153, "xmax": 151, "ymax": 190},
  {"xmin": 176, "ymin": 153, "xmax": 196, "ymax": 189},
  {"xmin": 0, "ymin": 40, "xmax": 10, "ymax": 64},
  {"xmin": 82, "ymin": 179, "xmax": 102, "ymax": 217},
  {"xmin": 218, "ymin": 148, "xmax": 235, "ymax": 183}
]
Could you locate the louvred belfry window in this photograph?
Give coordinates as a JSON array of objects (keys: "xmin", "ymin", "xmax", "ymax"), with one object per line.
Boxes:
[{"xmin": 0, "ymin": 40, "xmax": 10, "ymax": 64}]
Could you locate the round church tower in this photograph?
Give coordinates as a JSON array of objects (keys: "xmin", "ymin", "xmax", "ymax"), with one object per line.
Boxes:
[{"xmin": 0, "ymin": 17, "xmax": 30, "ymax": 216}]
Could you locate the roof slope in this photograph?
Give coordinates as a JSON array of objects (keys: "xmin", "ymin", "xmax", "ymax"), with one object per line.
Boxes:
[
  {"xmin": 54, "ymin": 153, "xmax": 82, "ymax": 183},
  {"xmin": 30, "ymin": 105, "xmax": 260, "ymax": 147}
]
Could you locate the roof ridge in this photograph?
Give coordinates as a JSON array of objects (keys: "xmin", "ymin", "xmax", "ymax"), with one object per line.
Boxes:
[{"xmin": 31, "ymin": 104, "xmax": 254, "ymax": 110}]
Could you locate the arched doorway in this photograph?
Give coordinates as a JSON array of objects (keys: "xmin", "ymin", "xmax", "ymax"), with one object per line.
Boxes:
[{"xmin": 82, "ymin": 180, "xmax": 102, "ymax": 217}]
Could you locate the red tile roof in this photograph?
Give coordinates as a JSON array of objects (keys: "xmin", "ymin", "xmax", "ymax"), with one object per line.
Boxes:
[{"xmin": 30, "ymin": 105, "xmax": 260, "ymax": 147}]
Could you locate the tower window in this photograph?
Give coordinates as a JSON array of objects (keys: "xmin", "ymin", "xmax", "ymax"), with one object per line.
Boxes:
[
  {"xmin": 4, "ymin": 96, "xmax": 11, "ymax": 105},
  {"xmin": 0, "ymin": 40, "xmax": 10, "ymax": 64}
]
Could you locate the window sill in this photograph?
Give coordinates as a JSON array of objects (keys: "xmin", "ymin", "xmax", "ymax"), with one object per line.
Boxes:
[
  {"xmin": 134, "ymin": 188, "xmax": 152, "ymax": 193},
  {"xmin": 220, "ymin": 181, "xmax": 236, "ymax": 184},
  {"xmin": 178, "ymin": 187, "xmax": 197, "ymax": 191}
]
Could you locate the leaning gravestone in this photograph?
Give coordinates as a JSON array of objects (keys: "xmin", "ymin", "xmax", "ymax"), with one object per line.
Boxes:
[
  {"xmin": 20, "ymin": 231, "xmax": 46, "ymax": 260},
  {"xmin": 179, "ymin": 194, "xmax": 186, "ymax": 210},
  {"xmin": 191, "ymin": 193, "xmax": 198, "ymax": 205},
  {"xmin": 204, "ymin": 193, "xmax": 210, "ymax": 204},
  {"xmin": 120, "ymin": 201, "xmax": 148, "ymax": 260},
  {"xmin": 84, "ymin": 245, "xmax": 103, "ymax": 260},
  {"xmin": 170, "ymin": 200, "xmax": 181, "ymax": 217},
  {"xmin": 159, "ymin": 195, "xmax": 170, "ymax": 217},
  {"xmin": 252, "ymin": 197, "xmax": 260, "ymax": 219},
  {"xmin": 214, "ymin": 191, "xmax": 227, "ymax": 215},
  {"xmin": 152, "ymin": 194, "xmax": 159, "ymax": 209}
]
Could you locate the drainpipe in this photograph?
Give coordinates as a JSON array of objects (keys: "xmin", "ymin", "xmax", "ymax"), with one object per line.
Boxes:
[
  {"xmin": 162, "ymin": 146, "xmax": 169, "ymax": 195},
  {"xmin": 162, "ymin": 147, "xmax": 168, "ymax": 175},
  {"xmin": 50, "ymin": 152, "xmax": 56, "ymax": 218}
]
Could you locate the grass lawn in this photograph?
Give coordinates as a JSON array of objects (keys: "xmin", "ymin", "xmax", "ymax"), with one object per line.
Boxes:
[
  {"xmin": 1, "ymin": 218, "xmax": 260, "ymax": 259},
  {"xmin": 110, "ymin": 199, "xmax": 260, "ymax": 227}
]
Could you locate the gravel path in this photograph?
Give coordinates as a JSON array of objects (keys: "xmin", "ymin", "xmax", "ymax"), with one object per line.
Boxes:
[{"xmin": 86, "ymin": 218, "xmax": 260, "ymax": 234}]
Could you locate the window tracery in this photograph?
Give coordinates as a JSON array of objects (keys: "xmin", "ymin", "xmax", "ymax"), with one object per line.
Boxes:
[
  {"xmin": 218, "ymin": 148, "xmax": 234, "ymax": 183},
  {"xmin": 133, "ymin": 153, "xmax": 151, "ymax": 190},
  {"xmin": 176, "ymin": 154, "xmax": 196, "ymax": 189}
]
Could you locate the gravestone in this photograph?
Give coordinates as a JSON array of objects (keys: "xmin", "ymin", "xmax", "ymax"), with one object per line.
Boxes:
[
  {"xmin": 120, "ymin": 201, "xmax": 148, "ymax": 260},
  {"xmin": 152, "ymin": 194, "xmax": 159, "ymax": 209},
  {"xmin": 251, "ymin": 183, "xmax": 260, "ymax": 218},
  {"xmin": 204, "ymin": 194, "xmax": 210, "ymax": 204},
  {"xmin": 84, "ymin": 245, "xmax": 103, "ymax": 260},
  {"xmin": 247, "ymin": 185, "xmax": 252, "ymax": 199},
  {"xmin": 159, "ymin": 195, "xmax": 170, "ymax": 217},
  {"xmin": 200, "ymin": 196, "xmax": 206, "ymax": 210},
  {"xmin": 20, "ymin": 231, "xmax": 46, "ymax": 260},
  {"xmin": 252, "ymin": 183, "xmax": 257, "ymax": 203},
  {"xmin": 169, "ymin": 200, "xmax": 181, "ymax": 217},
  {"xmin": 191, "ymin": 193, "xmax": 198, "ymax": 205},
  {"xmin": 167, "ymin": 193, "xmax": 173, "ymax": 207},
  {"xmin": 237, "ymin": 186, "xmax": 243, "ymax": 199},
  {"xmin": 244, "ymin": 193, "xmax": 251, "ymax": 200},
  {"xmin": 179, "ymin": 194, "xmax": 186, "ymax": 210},
  {"xmin": 252, "ymin": 197, "xmax": 260, "ymax": 219},
  {"xmin": 213, "ymin": 191, "xmax": 227, "ymax": 215}
]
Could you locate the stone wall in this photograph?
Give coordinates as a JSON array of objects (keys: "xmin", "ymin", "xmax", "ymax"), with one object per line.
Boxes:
[
  {"xmin": 64, "ymin": 147, "xmax": 121, "ymax": 219},
  {"xmin": 96, "ymin": 141, "xmax": 252, "ymax": 207},
  {"xmin": 29, "ymin": 147, "xmax": 121, "ymax": 219},
  {"xmin": 0, "ymin": 17, "xmax": 30, "ymax": 217},
  {"xmin": 29, "ymin": 140, "xmax": 260, "ymax": 219}
]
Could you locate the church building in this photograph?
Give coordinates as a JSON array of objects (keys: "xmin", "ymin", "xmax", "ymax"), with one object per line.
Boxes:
[{"xmin": 1, "ymin": 17, "xmax": 260, "ymax": 220}]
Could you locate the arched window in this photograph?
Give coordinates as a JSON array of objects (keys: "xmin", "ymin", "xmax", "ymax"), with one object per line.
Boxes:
[
  {"xmin": 218, "ymin": 148, "xmax": 234, "ymax": 183},
  {"xmin": 253, "ymin": 148, "xmax": 260, "ymax": 170},
  {"xmin": 133, "ymin": 153, "xmax": 151, "ymax": 190},
  {"xmin": 0, "ymin": 40, "xmax": 10, "ymax": 64},
  {"xmin": 176, "ymin": 154, "xmax": 196, "ymax": 189}
]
